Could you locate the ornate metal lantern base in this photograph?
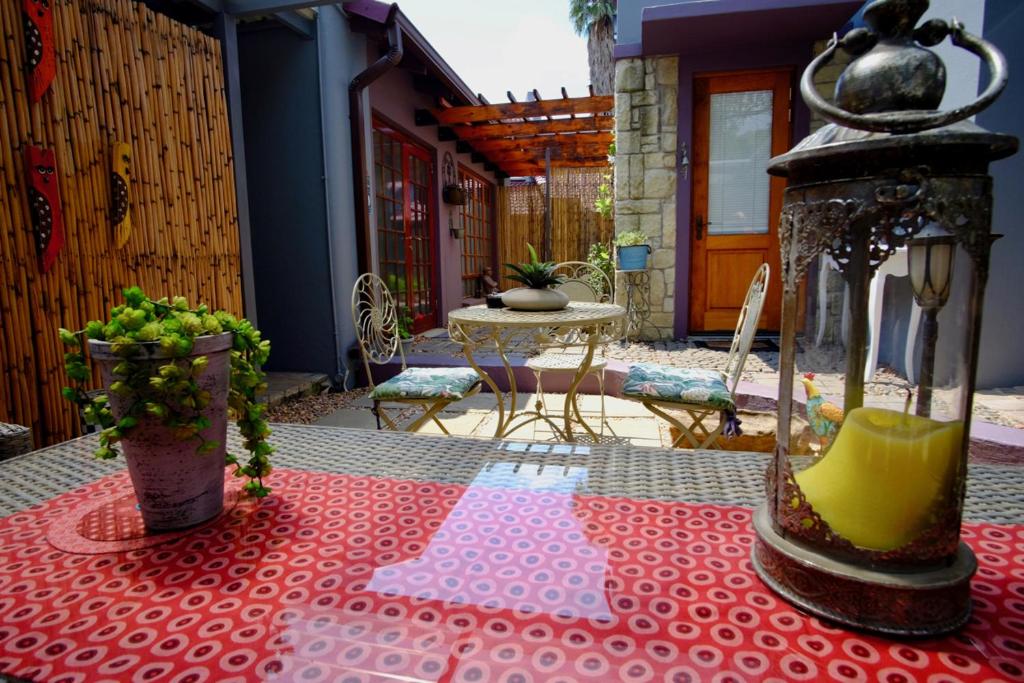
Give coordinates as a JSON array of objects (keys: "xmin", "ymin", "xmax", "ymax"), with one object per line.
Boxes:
[{"xmin": 751, "ymin": 506, "xmax": 976, "ymax": 637}]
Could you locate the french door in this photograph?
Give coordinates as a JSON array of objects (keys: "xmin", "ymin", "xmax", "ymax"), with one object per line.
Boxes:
[
  {"xmin": 373, "ymin": 121, "xmax": 437, "ymax": 333},
  {"xmin": 689, "ymin": 69, "xmax": 790, "ymax": 332},
  {"xmin": 458, "ymin": 166, "xmax": 495, "ymax": 298}
]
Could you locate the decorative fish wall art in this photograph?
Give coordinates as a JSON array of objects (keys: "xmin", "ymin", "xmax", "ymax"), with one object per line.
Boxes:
[
  {"xmin": 111, "ymin": 142, "xmax": 132, "ymax": 247},
  {"xmin": 25, "ymin": 146, "xmax": 65, "ymax": 273},
  {"xmin": 22, "ymin": 0, "xmax": 55, "ymax": 102}
]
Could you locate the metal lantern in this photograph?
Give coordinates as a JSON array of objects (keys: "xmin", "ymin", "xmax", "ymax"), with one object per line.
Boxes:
[{"xmin": 752, "ymin": 0, "xmax": 1018, "ymax": 636}]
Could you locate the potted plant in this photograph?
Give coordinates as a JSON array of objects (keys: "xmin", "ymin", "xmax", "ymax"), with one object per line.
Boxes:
[
  {"xmin": 501, "ymin": 243, "xmax": 568, "ymax": 311},
  {"xmin": 443, "ymin": 184, "xmax": 467, "ymax": 206},
  {"xmin": 441, "ymin": 152, "xmax": 466, "ymax": 205},
  {"xmin": 614, "ymin": 229, "xmax": 652, "ymax": 271},
  {"xmin": 59, "ymin": 286, "xmax": 273, "ymax": 531},
  {"xmin": 397, "ymin": 308, "xmax": 415, "ymax": 347}
]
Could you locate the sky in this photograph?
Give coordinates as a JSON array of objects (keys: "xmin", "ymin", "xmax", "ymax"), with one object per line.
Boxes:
[{"xmin": 393, "ymin": 0, "xmax": 592, "ymax": 103}]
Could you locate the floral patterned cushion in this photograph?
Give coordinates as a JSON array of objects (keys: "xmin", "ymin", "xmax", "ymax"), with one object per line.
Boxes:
[
  {"xmin": 622, "ymin": 364, "xmax": 735, "ymax": 412},
  {"xmin": 370, "ymin": 367, "xmax": 481, "ymax": 401}
]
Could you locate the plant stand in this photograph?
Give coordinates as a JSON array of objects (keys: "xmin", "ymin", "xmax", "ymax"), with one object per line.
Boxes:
[{"xmin": 616, "ymin": 269, "xmax": 661, "ymax": 342}]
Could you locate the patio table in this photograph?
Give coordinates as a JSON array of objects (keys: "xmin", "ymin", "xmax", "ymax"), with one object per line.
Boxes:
[
  {"xmin": 0, "ymin": 425, "xmax": 1023, "ymax": 682},
  {"xmin": 448, "ymin": 302, "xmax": 626, "ymax": 441}
]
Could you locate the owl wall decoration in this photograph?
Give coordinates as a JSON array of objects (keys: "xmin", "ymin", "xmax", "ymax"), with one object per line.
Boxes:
[
  {"xmin": 25, "ymin": 146, "xmax": 65, "ymax": 273},
  {"xmin": 22, "ymin": 0, "xmax": 56, "ymax": 103},
  {"xmin": 111, "ymin": 142, "xmax": 132, "ymax": 247}
]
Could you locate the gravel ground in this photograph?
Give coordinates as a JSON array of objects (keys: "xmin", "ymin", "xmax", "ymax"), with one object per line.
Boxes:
[{"xmin": 265, "ymin": 388, "xmax": 369, "ymax": 424}]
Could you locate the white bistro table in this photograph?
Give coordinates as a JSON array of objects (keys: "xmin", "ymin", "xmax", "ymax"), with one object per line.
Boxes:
[{"xmin": 448, "ymin": 302, "xmax": 626, "ymax": 442}]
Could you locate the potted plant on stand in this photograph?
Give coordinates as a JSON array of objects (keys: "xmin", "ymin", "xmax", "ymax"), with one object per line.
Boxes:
[
  {"xmin": 614, "ymin": 229, "xmax": 652, "ymax": 271},
  {"xmin": 59, "ymin": 286, "xmax": 273, "ymax": 531},
  {"xmin": 397, "ymin": 307, "xmax": 415, "ymax": 348},
  {"xmin": 501, "ymin": 243, "xmax": 568, "ymax": 311}
]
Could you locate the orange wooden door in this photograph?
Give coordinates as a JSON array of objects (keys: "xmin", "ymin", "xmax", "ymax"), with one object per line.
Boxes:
[{"xmin": 689, "ymin": 69, "xmax": 790, "ymax": 332}]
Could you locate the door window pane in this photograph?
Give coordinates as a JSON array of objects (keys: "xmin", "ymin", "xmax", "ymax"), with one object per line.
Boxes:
[
  {"xmin": 708, "ymin": 90, "xmax": 773, "ymax": 235},
  {"xmin": 458, "ymin": 168, "xmax": 495, "ymax": 298}
]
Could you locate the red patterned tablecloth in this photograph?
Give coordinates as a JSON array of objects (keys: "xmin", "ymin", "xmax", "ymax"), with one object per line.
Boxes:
[{"xmin": 0, "ymin": 467, "xmax": 1022, "ymax": 683}]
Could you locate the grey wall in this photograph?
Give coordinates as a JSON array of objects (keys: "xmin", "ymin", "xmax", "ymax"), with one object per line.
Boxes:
[
  {"xmin": 318, "ymin": 7, "xmax": 368, "ymax": 387},
  {"xmin": 616, "ymin": 0, "xmax": 682, "ymax": 46},
  {"xmin": 977, "ymin": 0, "xmax": 1024, "ymax": 388},
  {"xmin": 238, "ymin": 26, "xmax": 336, "ymax": 376}
]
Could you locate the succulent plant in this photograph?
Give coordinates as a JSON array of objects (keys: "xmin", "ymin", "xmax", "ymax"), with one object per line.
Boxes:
[
  {"xmin": 614, "ymin": 229, "xmax": 649, "ymax": 247},
  {"xmin": 504, "ymin": 243, "xmax": 565, "ymax": 290}
]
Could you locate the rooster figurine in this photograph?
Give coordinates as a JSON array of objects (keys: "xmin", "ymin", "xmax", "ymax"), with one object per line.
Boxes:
[{"xmin": 801, "ymin": 372, "xmax": 844, "ymax": 450}]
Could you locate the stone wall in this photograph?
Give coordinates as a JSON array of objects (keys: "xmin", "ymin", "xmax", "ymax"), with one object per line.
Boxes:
[{"xmin": 613, "ymin": 55, "xmax": 678, "ymax": 339}]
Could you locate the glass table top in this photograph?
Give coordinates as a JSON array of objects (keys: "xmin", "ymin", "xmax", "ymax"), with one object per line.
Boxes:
[{"xmin": 0, "ymin": 429, "xmax": 1022, "ymax": 682}]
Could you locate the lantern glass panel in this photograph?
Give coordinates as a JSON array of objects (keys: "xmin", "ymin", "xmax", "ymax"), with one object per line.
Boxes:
[{"xmin": 787, "ymin": 241, "xmax": 975, "ymax": 558}]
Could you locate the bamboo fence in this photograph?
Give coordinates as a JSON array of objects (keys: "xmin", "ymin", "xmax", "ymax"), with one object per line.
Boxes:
[
  {"xmin": 496, "ymin": 167, "xmax": 614, "ymax": 290},
  {"xmin": 0, "ymin": 0, "xmax": 242, "ymax": 446}
]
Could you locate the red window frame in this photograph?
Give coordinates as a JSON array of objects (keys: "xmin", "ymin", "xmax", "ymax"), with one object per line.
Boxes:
[
  {"xmin": 458, "ymin": 166, "xmax": 496, "ymax": 298},
  {"xmin": 372, "ymin": 118, "xmax": 438, "ymax": 334}
]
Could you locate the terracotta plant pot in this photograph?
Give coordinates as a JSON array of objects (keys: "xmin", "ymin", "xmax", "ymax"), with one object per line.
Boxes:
[
  {"xmin": 88, "ymin": 332, "xmax": 232, "ymax": 531},
  {"xmin": 501, "ymin": 287, "xmax": 570, "ymax": 311}
]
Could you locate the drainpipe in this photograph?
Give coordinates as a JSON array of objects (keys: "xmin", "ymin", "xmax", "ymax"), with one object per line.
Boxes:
[{"xmin": 349, "ymin": 3, "xmax": 403, "ymax": 275}]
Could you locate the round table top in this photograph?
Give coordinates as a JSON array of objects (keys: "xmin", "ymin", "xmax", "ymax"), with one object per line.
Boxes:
[{"xmin": 448, "ymin": 302, "xmax": 626, "ymax": 329}]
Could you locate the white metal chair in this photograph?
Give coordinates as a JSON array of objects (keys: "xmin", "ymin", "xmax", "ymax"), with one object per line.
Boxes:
[
  {"xmin": 527, "ymin": 261, "xmax": 615, "ymax": 431},
  {"xmin": 351, "ymin": 273, "xmax": 482, "ymax": 433},
  {"xmin": 621, "ymin": 263, "xmax": 769, "ymax": 449}
]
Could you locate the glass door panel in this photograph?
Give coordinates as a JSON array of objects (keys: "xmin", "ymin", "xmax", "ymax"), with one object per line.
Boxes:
[
  {"xmin": 373, "ymin": 124, "xmax": 438, "ymax": 333},
  {"xmin": 708, "ymin": 90, "xmax": 773, "ymax": 235}
]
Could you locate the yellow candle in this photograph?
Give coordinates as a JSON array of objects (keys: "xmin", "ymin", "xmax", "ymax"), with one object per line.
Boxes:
[{"xmin": 794, "ymin": 407, "xmax": 963, "ymax": 551}]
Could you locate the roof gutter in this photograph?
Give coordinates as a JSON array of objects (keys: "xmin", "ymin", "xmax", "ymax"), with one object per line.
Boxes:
[{"xmin": 349, "ymin": 2, "xmax": 402, "ymax": 275}]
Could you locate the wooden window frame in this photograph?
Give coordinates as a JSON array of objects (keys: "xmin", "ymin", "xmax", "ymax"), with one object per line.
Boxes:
[
  {"xmin": 457, "ymin": 165, "xmax": 496, "ymax": 299},
  {"xmin": 372, "ymin": 115, "xmax": 440, "ymax": 333}
]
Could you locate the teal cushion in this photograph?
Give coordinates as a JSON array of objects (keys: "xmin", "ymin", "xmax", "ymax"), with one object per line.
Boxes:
[
  {"xmin": 370, "ymin": 367, "xmax": 481, "ymax": 401},
  {"xmin": 622, "ymin": 363, "xmax": 734, "ymax": 412}
]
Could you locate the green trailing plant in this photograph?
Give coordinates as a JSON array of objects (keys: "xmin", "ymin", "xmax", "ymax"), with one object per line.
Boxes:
[
  {"xmin": 504, "ymin": 243, "xmax": 565, "ymax": 289},
  {"xmin": 594, "ymin": 173, "xmax": 613, "ymax": 219},
  {"xmin": 397, "ymin": 308, "xmax": 414, "ymax": 341},
  {"xmin": 59, "ymin": 286, "xmax": 274, "ymax": 497},
  {"xmin": 593, "ymin": 138, "xmax": 615, "ymax": 218},
  {"xmin": 587, "ymin": 242, "xmax": 614, "ymax": 288},
  {"xmin": 614, "ymin": 229, "xmax": 649, "ymax": 248}
]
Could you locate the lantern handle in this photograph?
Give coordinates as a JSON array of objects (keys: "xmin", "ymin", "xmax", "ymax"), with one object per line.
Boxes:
[{"xmin": 802, "ymin": 20, "xmax": 1008, "ymax": 135}]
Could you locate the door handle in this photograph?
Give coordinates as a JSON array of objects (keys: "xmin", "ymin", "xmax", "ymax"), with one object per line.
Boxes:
[{"xmin": 695, "ymin": 214, "xmax": 707, "ymax": 240}]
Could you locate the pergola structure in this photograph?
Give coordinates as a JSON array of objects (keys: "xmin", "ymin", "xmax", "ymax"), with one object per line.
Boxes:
[{"xmin": 414, "ymin": 90, "xmax": 613, "ymax": 178}]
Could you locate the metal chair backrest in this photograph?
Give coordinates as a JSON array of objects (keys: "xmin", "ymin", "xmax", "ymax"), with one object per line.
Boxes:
[
  {"xmin": 553, "ymin": 261, "xmax": 613, "ymax": 303},
  {"xmin": 351, "ymin": 273, "xmax": 405, "ymax": 388},
  {"xmin": 723, "ymin": 263, "xmax": 770, "ymax": 395}
]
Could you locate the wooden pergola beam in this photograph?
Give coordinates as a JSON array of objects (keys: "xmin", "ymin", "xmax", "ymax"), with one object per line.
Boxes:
[
  {"xmin": 501, "ymin": 159, "xmax": 610, "ymax": 175},
  {"xmin": 451, "ymin": 116, "xmax": 612, "ymax": 140},
  {"xmin": 432, "ymin": 95, "xmax": 613, "ymax": 125},
  {"xmin": 469, "ymin": 133, "xmax": 613, "ymax": 154},
  {"xmin": 488, "ymin": 148, "xmax": 610, "ymax": 164}
]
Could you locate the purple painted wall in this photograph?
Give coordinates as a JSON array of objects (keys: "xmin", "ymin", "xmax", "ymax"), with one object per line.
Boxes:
[
  {"xmin": 368, "ymin": 67, "xmax": 494, "ymax": 329},
  {"xmin": 671, "ymin": 45, "xmax": 815, "ymax": 338}
]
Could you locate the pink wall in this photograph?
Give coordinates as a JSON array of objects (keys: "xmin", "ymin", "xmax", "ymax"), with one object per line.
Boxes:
[{"xmin": 368, "ymin": 68, "xmax": 495, "ymax": 328}]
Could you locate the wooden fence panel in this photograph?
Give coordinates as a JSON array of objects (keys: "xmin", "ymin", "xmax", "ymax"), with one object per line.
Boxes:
[
  {"xmin": 0, "ymin": 0, "xmax": 242, "ymax": 446},
  {"xmin": 496, "ymin": 167, "xmax": 613, "ymax": 290}
]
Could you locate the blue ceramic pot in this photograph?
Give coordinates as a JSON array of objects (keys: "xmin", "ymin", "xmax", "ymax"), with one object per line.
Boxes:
[{"xmin": 617, "ymin": 244, "xmax": 651, "ymax": 271}]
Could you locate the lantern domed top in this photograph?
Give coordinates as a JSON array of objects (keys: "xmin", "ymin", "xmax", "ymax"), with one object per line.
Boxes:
[
  {"xmin": 835, "ymin": 0, "xmax": 945, "ymax": 114},
  {"xmin": 768, "ymin": 0, "xmax": 1017, "ymax": 181}
]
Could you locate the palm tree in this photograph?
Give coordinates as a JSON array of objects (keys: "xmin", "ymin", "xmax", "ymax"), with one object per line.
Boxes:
[{"xmin": 569, "ymin": 0, "xmax": 616, "ymax": 95}]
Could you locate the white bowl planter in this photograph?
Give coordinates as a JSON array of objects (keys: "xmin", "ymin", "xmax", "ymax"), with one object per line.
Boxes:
[{"xmin": 501, "ymin": 287, "xmax": 570, "ymax": 311}]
